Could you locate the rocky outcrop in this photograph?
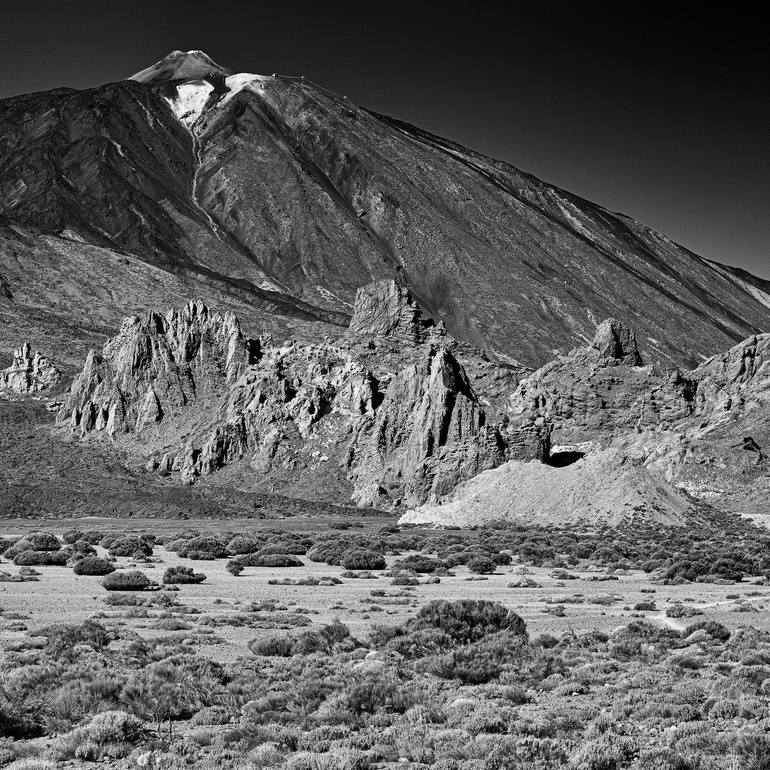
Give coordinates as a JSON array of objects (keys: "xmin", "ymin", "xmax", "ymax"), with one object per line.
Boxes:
[
  {"xmin": 58, "ymin": 287, "xmax": 549, "ymax": 507},
  {"xmin": 348, "ymin": 345, "xmax": 541, "ymax": 507},
  {"xmin": 506, "ymin": 320, "xmax": 697, "ymax": 444},
  {"xmin": 348, "ymin": 280, "xmax": 444, "ymax": 345},
  {"xmin": 691, "ymin": 334, "xmax": 770, "ymax": 419},
  {"xmin": 0, "ymin": 343, "xmax": 61, "ymax": 393},
  {"xmin": 591, "ymin": 319, "xmax": 643, "ymax": 365},
  {"xmin": 60, "ymin": 301, "xmax": 258, "ymax": 436}
]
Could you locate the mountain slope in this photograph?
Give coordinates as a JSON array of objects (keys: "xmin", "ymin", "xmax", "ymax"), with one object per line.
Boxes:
[{"xmin": 0, "ymin": 50, "xmax": 767, "ymax": 368}]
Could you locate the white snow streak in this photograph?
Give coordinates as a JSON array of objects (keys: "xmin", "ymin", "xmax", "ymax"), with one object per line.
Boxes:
[{"xmin": 163, "ymin": 81, "xmax": 215, "ymax": 128}]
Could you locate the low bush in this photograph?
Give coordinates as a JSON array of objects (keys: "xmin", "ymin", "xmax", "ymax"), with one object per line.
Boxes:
[
  {"xmin": 175, "ymin": 535, "xmax": 228, "ymax": 560},
  {"xmin": 52, "ymin": 710, "xmax": 145, "ymax": 761},
  {"xmin": 392, "ymin": 555, "xmax": 447, "ymax": 573},
  {"xmin": 107, "ymin": 537, "xmax": 152, "ymax": 558},
  {"xmin": 340, "ymin": 548, "xmax": 386, "ymax": 571},
  {"xmin": 163, "ymin": 566, "xmax": 207, "ymax": 585},
  {"xmin": 101, "ymin": 571, "xmax": 151, "ymax": 591},
  {"xmin": 4, "ymin": 533, "xmax": 61, "ymax": 559},
  {"xmin": 236, "ymin": 553, "xmax": 303, "ymax": 568},
  {"xmin": 467, "ymin": 556, "xmax": 497, "ymax": 574},
  {"xmin": 409, "ymin": 600, "xmax": 527, "ymax": 644},
  {"xmin": 13, "ymin": 550, "xmax": 67, "ymax": 567},
  {"xmin": 72, "ymin": 557, "xmax": 115, "ymax": 576}
]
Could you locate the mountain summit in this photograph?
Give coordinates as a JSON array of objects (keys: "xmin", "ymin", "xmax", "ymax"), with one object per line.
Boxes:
[
  {"xmin": 130, "ymin": 49, "xmax": 232, "ymax": 84},
  {"xmin": 1, "ymin": 51, "xmax": 768, "ymax": 368}
]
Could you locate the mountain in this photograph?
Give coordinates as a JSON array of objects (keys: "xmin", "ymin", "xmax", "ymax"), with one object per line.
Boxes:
[{"xmin": 1, "ymin": 49, "xmax": 768, "ymax": 370}]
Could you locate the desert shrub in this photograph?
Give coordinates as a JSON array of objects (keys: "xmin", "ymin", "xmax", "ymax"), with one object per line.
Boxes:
[
  {"xmin": 32, "ymin": 619, "xmax": 113, "ymax": 657},
  {"xmin": 340, "ymin": 548, "xmax": 386, "ymax": 571},
  {"xmin": 13, "ymin": 550, "xmax": 67, "ymax": 566},
  {"xmin": 7, "ymin": 532, "xmax": 60, "ymax": 556},
  {"xmin": 383, "ymin": 628, "xmax": 456, "ymax": 659},
  {"xmin": 101, "ymin": 570, "xmax": 151, "ymax": 591},
  {"xmin": 226, "ymin": 560, "xmax": 244, "ymax": 576},
  {"xmin": 52, "ymin": 710, "xmax": 145, "ymax": 761},
  {"xmin": 107, "ymin": 537, "xmax": 152, "ymax": 558},
  {"xmin": 428, "ymin": 630, "xmax": 529, "ymax": 684},
  {"xmin": 409, "ymin": 600, "xmax": 527, "ymax": 644},
  {"xmin": 73, "ymin": 557, "xmax": 115, "ymax": 576},
  {"xmin": 176, "ymin": 535, "xmax": 229, "ymax": 559},
  {"xmin": 259, "ymin": 541, "xmax": 308, "ymax": 556},
  {"xmin": 569, "ymin": 734, "xmax": 639, "ymax": 769},
  {"xmin": 391, "ymin": 572, "xmax": 419, "ymax": 586},
  {"xmin": 609, "ymin": 621, "xmax": 680, "ymax": 661},
  {"xmin": 62, "ymin": 529, "xmax": 84, "ymax": 544},
  {"xmin": 393, "ymin": 555, "xmax": 447, "ymax": 573},
  {"xmin": 250, "ymin": 621, "xmax": 356, "ymax": 657},
  {"xmin": 666, "ymin": 603, "xmax": 703, "ymax": 619},
  {"xmin": 226, "ymin": 535, "xmax": 264, "ymax": 555},
  {"xmin": 683, "ymin": 620, "xmax": 731, "ymax": 641},
  {"xmin": 63, "ymin": 541, "xmax": 97, "ymax": 560},
  {"xmin": 191, "ymin": 705, "xmax": 232, "ymax": 726},
  {"xmin": 633, "ymin": 600, "xmax": 657, "ymax": 611},
  {"xmin": 467, "ymin": 556, "xmax": 497, "ymax": 574},
  {"xmin": 733, "ymin": 733, "xmax": 770, "ymax": 769},
  {"xmin": 163, "ymin": 566, "xmax": 207, "ymax": 585},
  {"xmin": 236, "ymin": 553, "xmax": 303, "ymax": 568}
]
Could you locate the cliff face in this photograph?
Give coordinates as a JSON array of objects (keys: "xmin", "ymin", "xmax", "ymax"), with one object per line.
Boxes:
[
  {"xmin": 59, "ymin": 282, "xmax": 548, "ymax": 508},
  {"xmin": 1, "ymin": 51, "xmax": 769, "ymax": 370}
]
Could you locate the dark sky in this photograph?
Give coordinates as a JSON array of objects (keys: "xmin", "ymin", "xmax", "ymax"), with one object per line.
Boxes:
[{"xmin": 2, "ymin": 2, "xmax": 767, "ymax": 277}]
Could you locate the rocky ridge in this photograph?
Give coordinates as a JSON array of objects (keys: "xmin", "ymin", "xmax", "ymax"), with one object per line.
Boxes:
[
  {"xmin": 59, "ymin": 281, "xmax": 547, "ymax": 508},
  {"xmin": 409, "ymin": 321, "xmax": 770, "ymax": 525}
]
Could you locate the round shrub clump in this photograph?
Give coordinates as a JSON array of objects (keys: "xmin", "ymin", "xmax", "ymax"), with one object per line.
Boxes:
[
  {"xmin": 13, "ymin": 550, "xmax": 68, "ymax": 567},
  {"xmin": 467, "ymin": 556, "xmax": 497, "ymax": 575},
  {"xmin": 410, "ymin": 600, "xmax": 527, "ymax": 643},
  {"xmin": 176, "ymin": 535, "xmax": 229, "ymax": 560},
  {"xmin": 226, "ymin": 535, "xmax": 264, "ymax": 555},
  {"xmin": 108, "ymin": 537, "xmax": 152, "ymax": 558},
  {"xmin": 236, "ymin": 553, "xmax": 303, "ymax": 568},
  {"xmin": 226, "ymin": 560, "xmax": 244, "ymax": 576},
  {"xmin": 4, "ymin": 532, "xmax": 61, "ymax": 559},
  {"xmin": 73, "ymin": 557, "xmax": 116, "ymax": 576},
  {"xmin": 163, "ymin": 566, "xmax": 207, "ymax": 584},
  {"xmin": 340, "ymin": 548, "xmax": 386, "ymax": 571},
  {"xmin": 101, "ymin": 570, "xmax": 151, "ymax": 591}
]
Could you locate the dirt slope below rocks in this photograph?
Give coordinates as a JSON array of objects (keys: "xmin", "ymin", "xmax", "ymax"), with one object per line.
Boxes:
[{"xmin": 400, "ymin": 448, "xmax": 696, "ymax": 527}]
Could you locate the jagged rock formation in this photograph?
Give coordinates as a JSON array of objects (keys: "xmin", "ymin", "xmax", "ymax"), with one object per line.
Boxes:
[
  {"xmin": 3, "ymin": 50, "xmax": 770, "ymax": 369},
  {"xmin": 0, "ymin": 343, "xmax": 61, "ymax": 393},
  {"xmin": 58, "ymin": 286, "xmax": 548, "ymax": 507},
  {"xmin": 63, "ymin": 302, "xmax": 257, "ymax": 436},
  {"xmin": 348, "ymin": 280, "xmax": 444, "ymax": 345},
  {"xmin": 506, "ymin": 320, "xmax": 698, "ymax": 445}
]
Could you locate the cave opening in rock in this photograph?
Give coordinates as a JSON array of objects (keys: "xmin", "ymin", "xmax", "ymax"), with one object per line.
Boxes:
[{"xmin": 546, "ymin": 450, "xmax": 585, "ymax": 467}]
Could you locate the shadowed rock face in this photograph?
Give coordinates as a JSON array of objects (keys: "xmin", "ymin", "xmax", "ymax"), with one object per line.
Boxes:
[
  {"xmin": 1, "ymin": 51, "xmax": 769, "ymax": 368},
  {"xmin": 58, "ymin": 284, "xmax": 548, "ymax": 507},
  {"xmin": 0, "ymin": 342, "xmax": 61, "ymax": 393}
]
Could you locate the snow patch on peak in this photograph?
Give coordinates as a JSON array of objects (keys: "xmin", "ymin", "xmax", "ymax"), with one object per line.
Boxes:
[
  {"xmin": 221, "ymin": 72, "xmax": 269, "ymax": 103},
  {"xmin": 164, "ymin": 81, "xmax": 215, "ymax": 128}
]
